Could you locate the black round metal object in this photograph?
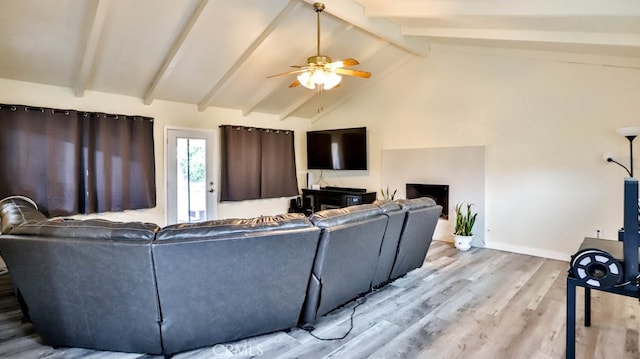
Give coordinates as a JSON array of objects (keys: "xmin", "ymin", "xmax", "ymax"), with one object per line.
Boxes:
[{"xmin": 570, "ymin": 248, "xmax": 623, "ymax": 289}]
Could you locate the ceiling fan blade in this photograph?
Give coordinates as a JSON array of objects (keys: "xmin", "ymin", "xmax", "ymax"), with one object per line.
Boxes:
[
  {"xmin": 335, "ymin": 68, "xmax": 371, "ymax": 78},
  {"xmin": 330, "ymin": 58, "xmax": 359, "ymax": 68},
  {"xmin": 289, "ymin": 80, "xmax": 301, "ymax": 88},
  {"xmin": 266, "ymin": 68, "xmax": 309, "ymax": 79}
]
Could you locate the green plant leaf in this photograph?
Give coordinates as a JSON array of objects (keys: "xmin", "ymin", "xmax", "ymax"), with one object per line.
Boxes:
[{"xmin": 454, "ymin": 201, "xmax": 477, "ymax": 236}]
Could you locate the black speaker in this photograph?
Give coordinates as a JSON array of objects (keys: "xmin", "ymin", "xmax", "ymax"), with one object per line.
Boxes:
[{"xmin": 288, "ymin": 196, "xmax": 304, "ymax": 213}]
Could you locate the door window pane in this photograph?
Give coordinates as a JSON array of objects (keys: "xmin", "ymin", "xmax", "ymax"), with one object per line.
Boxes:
[{"xmin": 176, "ymin": 138, "xmax": 206, "ymax": 223}]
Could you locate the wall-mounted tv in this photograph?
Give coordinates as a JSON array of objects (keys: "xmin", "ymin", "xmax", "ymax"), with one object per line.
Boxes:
[{"xmin": 306, "ymin": 127, "xmax": 367, "ymax": 170}]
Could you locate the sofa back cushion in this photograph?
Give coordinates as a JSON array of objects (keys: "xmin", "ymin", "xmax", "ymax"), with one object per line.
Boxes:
[
  {"xmin": 0, "ymin": 225, "xmax": 163, "ymax": 353},
  {"xmin": 373, "ymin": 199, "xmax": 402, "ymax": 213},
  {"xmin": 396, "ymin": 197, "xmax": 437, "ymax": 210},
  {"xmin": 309, "ymin": 204, "xmax": 381, "ymax": 228},
  {"xmin": 151, "ymin": 213, "xmax": 320, "ymax": 355},
  {"xmin": 390, "ymin": 197, "xmax": 442, "ymax": 279},
  {"xmin": 302, "ymin": 204, "xmax": 386, "ymax": 323},
  {"xmin": 9, "ymin": 218, "xmax": 159, "ymax": 241},
  {"xmin": 156, "ymin": 213, "xmax": 312, "ymax": 241},
  {"xmin": 371, "ymin": 199, "xmax": 405, "ymax": 287}
]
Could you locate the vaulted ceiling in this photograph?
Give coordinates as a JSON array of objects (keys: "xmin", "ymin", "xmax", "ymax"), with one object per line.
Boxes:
[{"xmin": 1, "ymin": 0, "xmax": 638, "ymax": 121}]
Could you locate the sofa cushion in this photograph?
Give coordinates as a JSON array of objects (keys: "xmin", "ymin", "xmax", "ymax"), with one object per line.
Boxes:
[
  {"xmin": 309, "ymin": 204, "xmax": 381, "ymax": 228},
  {"xmin": 371, "ymin": 199, "xmax": 406, "ymax": 288},
  {"xmin": 373, "ymin": 199, "xmax": 402, "ymax": 213},
  {"xmin": 156, "ymin": 213, "xmax": 313, "ymax": 240},
  {"xmin": 396, "ymin": 197, "xmax": 437, "ymax": 210},
  {"xmin": 10, "ymin": 218, "xmax": 159, "ymax": 241},
  {"xmin": 389, "ymin": 199, "xmax": 442, "ymax": 280},
  {"xmin": 0, "ymin": 196, "xmax": 47, "ymax": 234}
]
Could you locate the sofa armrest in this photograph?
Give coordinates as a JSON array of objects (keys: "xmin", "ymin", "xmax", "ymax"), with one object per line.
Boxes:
[{"xmin": 0, "ymin": 196, "xmax": 46, "ymax": 234}]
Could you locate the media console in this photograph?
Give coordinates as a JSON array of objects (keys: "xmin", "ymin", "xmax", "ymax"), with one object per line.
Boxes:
[{"xmin": 301, "ymin": 187, "xmax": 377, "ymax": 215}]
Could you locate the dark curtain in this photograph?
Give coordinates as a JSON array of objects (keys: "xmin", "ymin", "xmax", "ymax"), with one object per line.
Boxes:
[
  {"xmin": 45, "ymin": 109, "xmax": 84, "ymax": 215},
  {"xmin": 220, "ymin": 126, "xmax": 261, "ymax": 201},
  {"xmin": 261, "ymin": 129, "xmax": 298, "ymax": 198},
  {"xmin": 0, "ymin": 104, "xmax": 156, "ymax": 217},
  {"xmin": 83, "ymin": 113, "xmax": 156, "ymax": 213},
  {"xmin": 0, "ymin": 105, "xmax": 83, "ymax": 216},
  {"xmin": 220, "ymin": 125, "xmax": 298, "ymax": 201}
]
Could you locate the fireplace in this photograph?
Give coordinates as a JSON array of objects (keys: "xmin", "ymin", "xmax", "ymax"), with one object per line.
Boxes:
[{"xmin": 406, "ymin": 183, "xmax": 449, "ymax": 219}]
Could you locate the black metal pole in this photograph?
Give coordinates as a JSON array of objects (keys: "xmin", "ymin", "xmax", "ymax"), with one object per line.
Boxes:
[
  {"xmin": 623, "ymin": 178, "xmax": 639, "ymax": 290},
  {"xmin": 566, "ymin": 277, "xmax": 576, "ymax": 359},
  {"xmin": 629, "ymin": 136, "xmax": 635, "ymax": 178}
]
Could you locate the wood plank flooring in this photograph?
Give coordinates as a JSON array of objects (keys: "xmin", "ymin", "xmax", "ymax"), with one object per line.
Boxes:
[{"xmin": 0, "ymin": 241, "xmax": 638, "ymax": 358}]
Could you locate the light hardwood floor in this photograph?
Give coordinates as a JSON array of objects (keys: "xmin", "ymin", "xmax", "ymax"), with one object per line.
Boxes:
[{"xmin": 0, "ymin": 241, "xmax": 638, "ymax": 359}]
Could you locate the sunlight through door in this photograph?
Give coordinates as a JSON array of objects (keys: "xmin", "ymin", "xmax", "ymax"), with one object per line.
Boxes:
[{"xmin": 167, "ymin": 129, "xmax": 215, "ymax": 224}]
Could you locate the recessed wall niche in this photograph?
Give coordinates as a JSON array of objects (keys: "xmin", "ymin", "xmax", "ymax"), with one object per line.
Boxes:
[{"xmin": 382, "ymin": 146, "xmax": 486, "ymax": 247}]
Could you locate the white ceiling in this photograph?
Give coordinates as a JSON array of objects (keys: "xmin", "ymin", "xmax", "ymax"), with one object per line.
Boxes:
[{"xmin": 1, "ymin": 0, "xmax": 638, "ymax": 120}]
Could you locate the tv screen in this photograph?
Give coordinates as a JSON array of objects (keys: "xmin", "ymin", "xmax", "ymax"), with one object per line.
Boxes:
[{"xmin": 306, "ymin": 127, "xmax": 367, "ymax": 170}]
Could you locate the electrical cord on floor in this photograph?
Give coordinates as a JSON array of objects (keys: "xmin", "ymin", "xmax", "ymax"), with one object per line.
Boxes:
[{"xmin": 303, "ymin": 296, "xmax": 367, "ymax": 341}]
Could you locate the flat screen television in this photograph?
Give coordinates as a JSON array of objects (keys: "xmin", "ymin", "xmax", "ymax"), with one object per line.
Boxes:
[{"xmin": 306, "ymin": 127, "xmax": 367, "ymax": 170}]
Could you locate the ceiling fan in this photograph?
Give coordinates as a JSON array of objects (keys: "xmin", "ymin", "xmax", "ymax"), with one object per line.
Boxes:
[{"xmin": 267, "ymin": 2, "xmax": 371, "ymax": 90}]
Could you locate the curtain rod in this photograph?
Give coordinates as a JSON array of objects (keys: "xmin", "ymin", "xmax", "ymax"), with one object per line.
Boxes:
[
  {"xmin": 0, "ymin": 103, "xmax": 153, "ymax": 122},
  {"xmin": 219, "ymin": 124, "xmax": 292, "ymax": 134}
]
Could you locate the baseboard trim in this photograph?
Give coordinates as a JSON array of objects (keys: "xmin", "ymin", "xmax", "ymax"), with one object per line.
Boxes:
[
  {"xmin": 484, "ymin": 241, "xmax": 570, "ymax": 262},
  {"xmin": 432, "ymin": 237, "xmax": 570, "ymax": 262}
]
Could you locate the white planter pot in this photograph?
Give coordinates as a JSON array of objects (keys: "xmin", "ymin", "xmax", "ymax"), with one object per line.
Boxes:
[{"xmin": 454, "ymin": 235, "xmax": 473, "ymax": 251}]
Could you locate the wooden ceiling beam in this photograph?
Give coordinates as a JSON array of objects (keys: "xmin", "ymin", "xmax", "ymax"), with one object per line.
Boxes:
[
  {"xmin": 143, "ymin": 0, "xmax": 210, "ymax": 106},
  {"xmin": 198, "ymin": 0, "xmax": 300, "ymax": 112},
  {"xmin": 402, "ymin": 27, "xmax": 640, "ymax": 48},
  {"xmin": 301, "ymin": 0, "xmax": 429, "ymax": 56},
  {"xmin": 74, "ymin": 0, "xmax": 109, "ymax": 97},
  {"xmin": 363, "ymin": 0, "xmax": 640, "ymax": 18},
  {"xmin": 277, "ymin": 85, "xmax": 321, "ymax": 122}
]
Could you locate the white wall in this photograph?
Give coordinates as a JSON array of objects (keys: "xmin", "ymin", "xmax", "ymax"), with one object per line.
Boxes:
[
  {"xmin": 316, "ymin": 43, "xmax": 640, "ymax": 260},
  {"xmin": 0, "ymin": 78, "xmax": 311, "ymax": 226},
  {"xmin": 3, "ymin": 43, "xmax": 640, "ymax": 261}
]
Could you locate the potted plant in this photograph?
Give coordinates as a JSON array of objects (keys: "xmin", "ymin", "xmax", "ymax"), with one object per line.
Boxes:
[
  {"xmin": 453, "ymin": 202, "xmax": 477, "ymax": 251},
  {"xmin": 380, "ymin": 186, "xmax": 397, "ymax": 200}
]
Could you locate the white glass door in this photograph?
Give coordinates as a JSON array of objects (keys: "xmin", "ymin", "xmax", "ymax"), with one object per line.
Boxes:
[{"xmin": 166, "ymin": 128, "xmax": 216, "ymax": 224}]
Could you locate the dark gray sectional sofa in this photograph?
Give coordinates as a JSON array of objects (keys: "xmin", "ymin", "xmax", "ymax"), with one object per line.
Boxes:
[{"xmin": 0, "ymin": 195, "xmax": 442, "ymax": 356}]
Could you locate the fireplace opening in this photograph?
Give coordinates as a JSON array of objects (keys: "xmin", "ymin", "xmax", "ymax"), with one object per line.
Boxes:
[{"xmin": 406, "ymin": 183, "xmax": 449, "ymax": 219}]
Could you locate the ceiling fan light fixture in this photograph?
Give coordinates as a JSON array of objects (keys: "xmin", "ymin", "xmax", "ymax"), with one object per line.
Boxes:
[
  {"xmin": 323, "ymin": 71, "xmax": 341, "ymax": 90},
  {"xmin": 310, "ymin": 68, "xmax": 325, "ymax": 84},
  {"xmin": 297, "ymin": 68, "xmax": 341, "ymax": 90},
  {"xmin": 297, "ymin": 71, "xmax": 315, "ymax": 89},
  {"xmin": 267, "ymin": 2, "xmax": 370, "ymax": 89}
]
